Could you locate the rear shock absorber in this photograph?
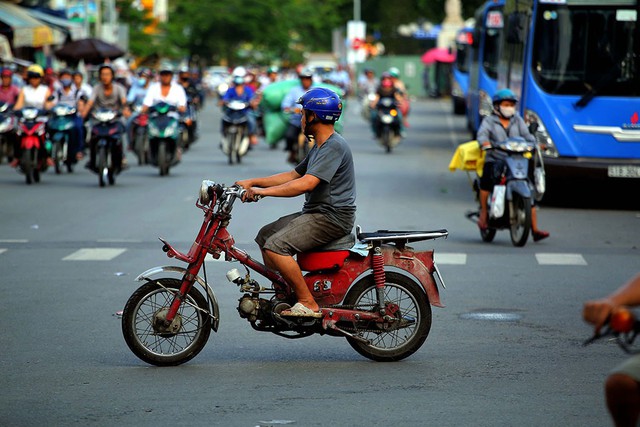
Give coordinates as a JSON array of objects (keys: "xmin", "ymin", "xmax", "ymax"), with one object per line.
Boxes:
[{"xmin": 372, "ymin": 245, "xmax": 386, "ymax": 314}]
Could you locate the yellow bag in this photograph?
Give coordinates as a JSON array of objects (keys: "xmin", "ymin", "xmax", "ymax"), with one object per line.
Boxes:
[{"xmin": 448, "ymin": 140, "xmax": 485, "ymax": 176}]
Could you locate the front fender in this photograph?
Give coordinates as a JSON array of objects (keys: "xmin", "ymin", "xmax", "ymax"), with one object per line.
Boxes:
[
  {"xmin": 506, "ymin": 179, "xmax": 531, "ymax": 200},
  {"xmin": 136, "ymin": 265, "xmax": 220, "ymax": 332}
]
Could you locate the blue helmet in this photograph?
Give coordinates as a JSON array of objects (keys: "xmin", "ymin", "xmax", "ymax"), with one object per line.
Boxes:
[
  {"xmin": 492, "ymin": 88, "xmax": 518, "ymax": 104},
  {"xmin": 297, "ymin": 87, "xmax": 342, "ymax": 123}
]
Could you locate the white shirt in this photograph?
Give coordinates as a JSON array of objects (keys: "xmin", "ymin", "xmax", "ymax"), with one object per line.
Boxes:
[
  {"xmin": 142, "ymin": 82, "xmax": 187, "ymax": 108},
  {"xmin": 22, "ymin": 84, "xmax": 49, "ymax": 109}
]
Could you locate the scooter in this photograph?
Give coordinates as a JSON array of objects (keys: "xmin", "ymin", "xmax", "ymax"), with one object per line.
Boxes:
[
  {"xmin": 374, "ymin": 98, "xmax": 402, "ymax": 153},
  {"xmin": 130, "ymin": 103, "xmax": 149, "ymax": 166},
  {"xmin": 89, "ymin": 108, "xmax": 124, "ymax": 187},
  {"xmin": 0, "ymin": 101, "xmax": 15, "ymax": 164},
  {"xmin": 465, "ymin": 137, "xmax": 543, "ymax": 247},
  {"xmin": 47, "ymin": 103, "xmax": 77, "ymax": 174},
  {"xmin": 221, "ymin": 100, "xmax": 251, "ymax": 164},
  {"xmin": 121, "ymin": 181, "xmax": 449, "ymax": 366},
  {"xmin": 147, "ymin": 102, "xmax": 180, "ymax": 176},
  {"xmin": 15, "ymin": 107, "xmax": 48, "ymax": 184}
]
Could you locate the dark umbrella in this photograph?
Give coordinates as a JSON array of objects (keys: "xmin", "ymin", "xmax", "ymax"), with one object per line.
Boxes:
[{"xmin": 54, "ymin": 38, "xmax": 126, "ymax": 64}]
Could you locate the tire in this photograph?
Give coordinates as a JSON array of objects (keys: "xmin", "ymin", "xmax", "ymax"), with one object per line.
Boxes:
[
  {"xmin": 121, "ymin": 278, "xmax": 212, "ymax": 366},
  {"xmin": 510, "ymin": 194, "xmax": 532, "ymax": 247},
  {"xmin": 135, "ymin": 129, "xmax": 145, "ymax": 165},
  {"xmin": 158, "ymin": 141, "xmax": 168, "ymax": 176},
  {"xmin": 235, "ymin": 133, "xmax": 243, "ymax": 164},
  {"xmin": 97, "ymin": 146, "xmax": 107, "ymax": 187},
  {"xmin": 480, "ymin": 227, "xmax": 497, "ymax": 242},
  {"xmin": 382, "ymin": 127, "xmax": 391, "ymax": 153},
  {"xmin": 22, "ymin": 150, "xmax": 33, "ymax": 185},
  {"xmin": 52, "ymin": 141, "xmax": 62, "ymax": 174},
  {"xmin": 342, "ymin": 272, "xmax": 432, "ymax": 362}
]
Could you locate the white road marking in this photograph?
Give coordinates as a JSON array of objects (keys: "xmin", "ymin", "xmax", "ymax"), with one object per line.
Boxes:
[
  {"xmin": 0, "ymin": 249, "xmax": 6, "ymax": 255},
  {"xmin": 96, "ymin": 239, "xmax": 142, "ymax": 243},
  {"xmin": 63, "ymin": 248, "xmax": 127, "ymax": 261},
  {"xmin": 0, "ymin": 239, "xmax": 28, "ymax": 243},
  {"xmin": 535, "ymin": 253, "xmax": 588, "ymax": 266},
  {"xmin": 435, "ymin": 252, "xmax": 467, "ymax": 265}
]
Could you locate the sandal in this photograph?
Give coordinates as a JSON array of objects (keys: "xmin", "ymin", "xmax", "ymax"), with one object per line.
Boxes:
[
  {"xmin": 533, "ymin": 230, "xmax": 550, "ymax": 242},
  {"xmin": 280, "ymin": 302, "xmax": 323, "ymax": 318}
]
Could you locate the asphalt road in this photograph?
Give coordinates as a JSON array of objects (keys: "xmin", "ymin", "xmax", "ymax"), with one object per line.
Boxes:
[{"xmin": 0, "ymin": 95, "xmax": 639, "ymax": 427}]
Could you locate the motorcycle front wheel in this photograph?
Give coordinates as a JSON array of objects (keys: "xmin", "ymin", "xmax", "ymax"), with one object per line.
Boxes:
[
  {"xmin": 122, "ymin": 278, "xmax": 212, "ymax": 366},
  {"xmin": 342, "ymin": 272, "xmax": 432, "ymax": 362},
  {"xmin": 510, "ymin": 194, "xmax": 532, "ymax": 247},
  {"xmin": 157, "ymin": 141, "xmax": 169, "ymax": 176},
  {"xmin": 22, "ymin": 149, "xmax": 33, "ymax": 184},
  {"xmin": 97, "ymin": 146, "xmax": 107, "ymax": 187},
  {"xmin": 52, "ymin": 141, "xmax": 62, "ymax": 174}
]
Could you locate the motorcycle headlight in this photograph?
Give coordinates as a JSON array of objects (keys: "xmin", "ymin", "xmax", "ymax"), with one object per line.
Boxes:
[
  {"xmin": 148, "ymin": 122, "xmax": 159, "ymax": 137},
  {"xmin": 479, "ymin": 90, "xmax": 493, "ymax": 118},
  {"xmin": 22, "ymin": 108, "xmax": 38, "ymax": 121},
  {"xmin": 165, "ymin": 121, "xmax": 178, "ymax": 136},
  {"xmin": 525, "ymin": 109, "xmax": 558, "ymax": 158}
]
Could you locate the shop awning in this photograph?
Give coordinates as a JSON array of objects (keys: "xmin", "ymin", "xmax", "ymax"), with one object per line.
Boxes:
[
  {"xmin": 0, "ymin": 2, "xmax": 58, "ymax": 47},
  {"xmin": 25, "ymin": 8, "xmax": 86, "ymax": 41}
]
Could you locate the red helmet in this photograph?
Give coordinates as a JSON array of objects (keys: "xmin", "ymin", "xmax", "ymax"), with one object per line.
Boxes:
[{"xmin": 1, "ymin": 68, "xmax": 12, "ymax": 77}]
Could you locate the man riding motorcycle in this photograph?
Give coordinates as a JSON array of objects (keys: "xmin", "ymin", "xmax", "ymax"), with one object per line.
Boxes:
[
  {"xmin": 476, "ymin": 88, "xmax": 549, "ymax": 242},
  {"xmin": 237, "ymin": 87, "xmax": 354, "ymax": 318},
  {"xmin": 81, "ymin": 64, "xmax": 130, "ymax": 170},
  {"xmin": 368, "ymin": 72, "xmax": 404, "ymax": 137},
  {"xmin": 126, "ymin": 68, "xmax": 153, "ymax": 150},
  {"xmin": 583, "ymin": 273, "xmax": 640, "ymax": 427},
  {"xmin": 218, "ymin": 74, "xmax": 259, "ymax": 146},
  {"xmin": 12, "ymin": 64, "xmax": 55, "ymax": 168},
  {"xmin": 51, "ymin": 68, "xmax": 86, "ymax": 161}
]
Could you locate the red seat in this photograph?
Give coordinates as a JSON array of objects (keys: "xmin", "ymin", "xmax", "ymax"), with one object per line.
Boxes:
[{"xmin": 297, "ymin": 250, "xmax": 350, "ymax": 271}]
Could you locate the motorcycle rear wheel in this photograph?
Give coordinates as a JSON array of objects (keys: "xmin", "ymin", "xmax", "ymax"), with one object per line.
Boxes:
[
  {"xmin": 342, "ymin": 272, "xmax": 432, "ymax": 362},
  {"xmin": 510, "ymin": 195, "xmax": 532, "ymax": 247},
  {"xmin": 122, "ymin": 278, "xmax": 212, "ymax": 366}
]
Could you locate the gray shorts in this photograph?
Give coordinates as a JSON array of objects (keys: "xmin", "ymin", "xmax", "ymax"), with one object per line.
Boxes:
[
  {"xmin": 255, "ymin": 212, "xmax": 345, "ymax": 256},
  {"xmin": 611, "ymin": 354, "xmax": 640, "ymax": 381}
]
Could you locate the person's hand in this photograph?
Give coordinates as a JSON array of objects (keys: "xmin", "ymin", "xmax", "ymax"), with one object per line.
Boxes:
[
  {"xmin": 583, "ymin": 298, "xmax": 616, "ymax": 334},
  {"xmin": 235, "ymin": 179, "xmax": 252, "ymax": 190},
  {"xmin": 241, "ymin": 187, "xmax": 263, "ymax": 203},
  {"xmin": 480, "ymin": 141, "xmax": 492, "ymax": 150}
]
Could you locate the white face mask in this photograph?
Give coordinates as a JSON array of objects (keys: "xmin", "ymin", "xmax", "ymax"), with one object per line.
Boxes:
[{"xmin": 499, "ymin": 106, "xmax": 516, "ymax": 118}]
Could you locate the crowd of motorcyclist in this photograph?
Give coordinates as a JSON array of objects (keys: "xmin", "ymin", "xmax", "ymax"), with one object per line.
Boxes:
[{"xmin": 0, "ymin": 62, "xmax": 206, "ymax": 179}]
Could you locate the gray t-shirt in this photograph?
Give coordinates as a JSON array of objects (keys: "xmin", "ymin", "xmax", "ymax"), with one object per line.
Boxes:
[
  {"xmin": 90, "ymin": 82, "xmax": 127, "ymax": 110},
  {"xmin": 295, "ymin": 132, "xmax": 356, "ymax": 233}
]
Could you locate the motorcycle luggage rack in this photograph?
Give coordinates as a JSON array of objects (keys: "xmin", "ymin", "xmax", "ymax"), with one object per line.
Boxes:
[{"xmin": 356, "ymin": 225, "xmax": 448, "ymax": 246}]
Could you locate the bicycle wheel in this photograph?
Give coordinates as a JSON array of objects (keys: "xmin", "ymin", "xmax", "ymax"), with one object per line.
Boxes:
[
  {"xmin": 121, "ymin": 278, "xmax": 212, "ymax": 366},
  {"xmin": 342, "ymin": 272, "xmax": 432, "ymax": 362}
]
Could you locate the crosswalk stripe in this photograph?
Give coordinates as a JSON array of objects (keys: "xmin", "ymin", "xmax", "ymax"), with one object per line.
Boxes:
[
  {"xmin": 63, "ymin": 248, "xmax": 127, "ymax": 261},
  {"xmin": 535, "ymin": 253, "xmax": 587, "ymax": 266},
  {"xmin": 0, "ymin": 239, "xmax": 28, "ymax": 243},
  {"xmin": 435, "ymin": 252, "xmax": 467, "ymax": 265},
  {"xmin": 0, "ymin": 249, "xmax": 6, "ymax": 255}
]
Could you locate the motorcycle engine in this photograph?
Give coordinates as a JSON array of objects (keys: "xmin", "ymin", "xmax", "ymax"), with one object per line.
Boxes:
[{"xmin": 237, "ymin": 295, "xmax": 272, "ymax": 322}]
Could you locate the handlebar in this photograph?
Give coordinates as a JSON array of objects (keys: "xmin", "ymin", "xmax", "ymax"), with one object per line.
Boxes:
[{"xmin": 583, "ymin": 309, "xmax": 640, "ymax": 354}]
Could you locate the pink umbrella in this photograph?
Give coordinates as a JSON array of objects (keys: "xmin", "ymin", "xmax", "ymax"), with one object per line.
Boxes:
[{"xmin": 421, "ymin": 47, "xmax": 456, "ymax": 64}]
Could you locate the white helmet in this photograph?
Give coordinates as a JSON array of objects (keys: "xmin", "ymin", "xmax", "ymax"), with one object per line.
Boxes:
[{"xmin": 232, "ymin": 66, "xmax": 247, "ymax": 78}]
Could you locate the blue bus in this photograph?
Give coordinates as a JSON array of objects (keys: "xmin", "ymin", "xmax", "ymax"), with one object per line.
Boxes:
[
  {"xmin": 499, "ymin": 0, "xmax": 640, "ymax": 181},
  {"xmin": 451, "ymin": 27, "xmax": 473, "ymax": 115},
  {"xmin": 466, "ymin": 0, "xmax": 505, "ymax": 137}
]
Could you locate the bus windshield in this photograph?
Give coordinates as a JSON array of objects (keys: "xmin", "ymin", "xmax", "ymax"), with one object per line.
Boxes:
[{"xmin": 532, "ymin": 3, "xmax": 640, "ymax": 96}]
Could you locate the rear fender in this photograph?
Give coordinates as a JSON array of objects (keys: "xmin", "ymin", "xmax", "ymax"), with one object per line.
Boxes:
[
  {"xmin": 384, "ymin": 246, "xmax": 445, "ymax": 308},
  {"xmin": 136, "ymin": 265, "xmax": 220, "ymax": 332}
]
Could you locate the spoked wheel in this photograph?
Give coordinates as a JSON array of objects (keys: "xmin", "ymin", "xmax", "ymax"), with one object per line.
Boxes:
[
  {"xmin": 121, "ymin": 278, "xmax": 212, "ymax": 366},
  {"xmin": 510, "ymin": 194, "xmax": 532, "ymax": 247},
  {"xmin": 341, "ymin": 272, "xmax": 432, "ymax": 362}
]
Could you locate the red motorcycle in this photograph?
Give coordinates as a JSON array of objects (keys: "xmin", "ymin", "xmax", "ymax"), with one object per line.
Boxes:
[
  {"xmin": 122, "ymin": 181, "xmax": 449, "ymax": 366},
  {"xmin": 15, "ymin": 107, "xmax": 49, "ymax": 184}
]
